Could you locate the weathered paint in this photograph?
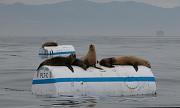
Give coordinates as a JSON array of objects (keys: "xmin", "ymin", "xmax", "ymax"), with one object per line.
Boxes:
[{"xmin": 32, "ymin": 66, "xmax": 156, "ymax": 97}]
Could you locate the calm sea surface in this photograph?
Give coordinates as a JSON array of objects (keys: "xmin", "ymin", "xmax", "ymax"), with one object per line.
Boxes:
[{"xmin": 0, "ymin": 36, "xmax": 180, "ymax": 107}]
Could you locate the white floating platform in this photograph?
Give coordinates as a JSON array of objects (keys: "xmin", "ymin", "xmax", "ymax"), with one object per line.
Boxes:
[
  {"xmin": 32, "ymin": 66, "xmax": 156, "ymax": 97},
  {"xmin": 38, "ymin": 45, "xmax": 76, "ymax": 57}
]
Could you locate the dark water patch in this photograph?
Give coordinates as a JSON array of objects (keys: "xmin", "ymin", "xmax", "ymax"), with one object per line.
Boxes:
[
  {"xmin": 2, "ymin": 88, "xmax": 31, "ymax": 92},
  {"xmin": 9, "ymin": 54, "xmax": 18, "ymax": 56},
  {"xmin": 3, "ymin": 54, "xmax": 22, "ymax": 57},
  {"xmin": 40, "ymin": 99, "xmax": 81, "ymax": 107},
  {"xmin": 38, "ymin": 95, "xmax": 75, "ymax": 100},
  {"xmin": 52, "ymin": 100, "xmax": 80, "ymax": 106},
  {"xmin": 87, "ymin": 104, "xmax": 96, "ymax": 107},
  {"xmin": 40, "ymin": 96, "xmax": 98, "ymax": 107},
  {"xmin": 83, "ymin": 98, "xmax": 97, "ymax": 104},
  {"xmin": 59, "ymin": 95, "xmax": 74, "ymax": 97}
]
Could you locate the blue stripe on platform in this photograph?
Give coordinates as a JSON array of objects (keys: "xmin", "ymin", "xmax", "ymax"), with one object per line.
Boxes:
[
  {"xmin": 39, "ymin": 51, "xmax": 75, "ymax": 55},
  {"xmin": 32, "ymin": 77, "xmax": 155, "ymax": 84}
]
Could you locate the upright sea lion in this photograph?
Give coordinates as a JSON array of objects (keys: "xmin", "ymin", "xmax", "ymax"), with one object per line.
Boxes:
[
  {"xmin": 81, "ymin": 44, "xmax": 102, "ymax": 70},
  {"xmin": 99, "ymin": 56, "xmax": 151, "ymax": 72},
  {"xmin": 72, "ymin": 58, "xmax": 88, "ymax": 70},
  {"xmin": 37, "ymin": 54, "xmax": 76, "ymax": 72},
  {"xmin": 42, "ymin": 41, "xmax": 58, "ymax": 48}
]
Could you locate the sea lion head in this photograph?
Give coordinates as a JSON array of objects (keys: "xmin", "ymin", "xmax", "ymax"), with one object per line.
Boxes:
[
  {"xmin": 99, "ymin": 58, "xmax": 113, "ymax": 67},
  {"xmin": 89, "ymin": 44, "xmax": 95, "ymax": 51},
  {"xmin": 68, "ymin": 53, "xmax": 76, "ymax": 64},
  {"xmin": 143, "ymin": 60, "xmax": 151, "ymax": 68},
  {"xmin": 42, "ymin": 41, "xmax": 58, "ymax": 48},
  {"xmin": 99, "ymin": 59, "xmax": 106, "ymax": 66}
]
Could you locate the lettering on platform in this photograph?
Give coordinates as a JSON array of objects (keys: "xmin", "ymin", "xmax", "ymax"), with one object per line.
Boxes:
[
  {"xmin": 37, "ymin": 67, "xmax": 51, "ymax": 79},
  {"xmin": 40, "ymin": 72, "xmax": 49, "ymax": 78}
]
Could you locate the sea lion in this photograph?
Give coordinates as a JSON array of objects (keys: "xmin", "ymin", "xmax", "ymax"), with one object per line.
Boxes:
[
  {"xmin": 81, "ymin": 44, "xmax": 102, "ymax": 70},
  {"xmin": 72, "ymin": 58, "xmax": 88, "ymax": 70},
  {"xmin": 37, "ymin": 54, "xmax": 76, "ymax": 72},
  {"xmin": 99, "ymin": 56, "xmax": 151, "ymax": 72},
  {"xmin": 42, "ymin": 41, "xmax": 58, "ymax": 48}
]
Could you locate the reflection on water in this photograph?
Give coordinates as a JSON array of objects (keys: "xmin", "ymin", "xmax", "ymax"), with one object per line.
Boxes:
[
  {"xmin": 0, "ymin": 36, "xmax": 180, "ymax": 107},
  {"xmin": 37, "ymin": 94, "xmax": 158, "ymax": 108},
  {"xmin": 36, "ymin": 96, "xmax": 98, "ymax": 107}
]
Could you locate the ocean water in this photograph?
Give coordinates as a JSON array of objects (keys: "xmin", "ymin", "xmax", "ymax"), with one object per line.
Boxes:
[{"xmin": 0, "ymin": 36, "xmax": 180, "ymax": 107}]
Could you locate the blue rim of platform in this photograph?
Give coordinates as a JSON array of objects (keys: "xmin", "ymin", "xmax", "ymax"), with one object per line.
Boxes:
[
  {"xmin": 39, "ymin": 51, "xmax": 75, "ymax": 55},
  {"xmin": 32, "ymin": 77, "xmax": 155, "ymax": 84}
]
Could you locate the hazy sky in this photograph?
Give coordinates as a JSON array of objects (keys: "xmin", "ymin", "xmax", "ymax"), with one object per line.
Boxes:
[
  {"xmin": 0, "ymin": 0, "xmax": 180, "ymax": 37},
  {"xmin": 0, "ymin": 0, "xmax": 180, "ymax": 8}
]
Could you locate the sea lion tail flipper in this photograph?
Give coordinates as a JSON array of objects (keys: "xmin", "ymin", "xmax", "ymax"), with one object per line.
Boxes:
[
  {"xmin": 132, "ymin": 65, "xmax": 138, "ymax": 72},
  {"xmin": 88, "ymin": 64, "xmax": 103, "ymax": 70}
]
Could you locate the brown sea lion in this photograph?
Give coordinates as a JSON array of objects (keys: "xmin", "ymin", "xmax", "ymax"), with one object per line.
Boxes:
[
  {"xmin": 42, "ymin": 41, "xmax": 58, "ymax": 48},
  {"xmin": 81, "ymin": 44, "xmax": 102, "ymax": 70},
  {"xmin": 99, "ymin": 56, "xmax": 151, "ymax": 72},
  {"xmin": 37, "ymin": 54, "xmax": 76, "ymax": 72},
  {"xmin": 72, "ymin": 58, "xmax": 88, "ymax": 70}
]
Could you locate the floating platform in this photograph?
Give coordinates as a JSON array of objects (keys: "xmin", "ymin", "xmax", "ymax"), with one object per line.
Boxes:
[
  {"xmin": 32, "ymin": 66, "xmax": 156, "ymax": 97},
  {"xmin": 38, "ymin": 45, "xmax": 76, "ymax": 57}
]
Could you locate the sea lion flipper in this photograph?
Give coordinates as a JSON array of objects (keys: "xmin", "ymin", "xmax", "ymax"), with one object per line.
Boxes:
[
  {"xmin": 94, "ymin": 66, "xmax": 103, "ymax": 70},
  {"xmin": 69, "ymin": 66, "xmax": 74, "ymax": 73},
  {"xmin": 133, "ymin": 65, "xmax": 138, "ymax": 72},
  {"xmin": 66, "ymin": 64, "xmax": 74, "ymax": 73}
]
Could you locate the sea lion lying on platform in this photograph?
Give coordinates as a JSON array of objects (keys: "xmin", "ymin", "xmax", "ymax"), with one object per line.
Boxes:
[
  {"xmin": 42, "ymin": 41, "xmax": 58, "ymax": 48},
  {"xmin": 81, "ymin": 44, "xmax": 102, "ymax": 70},
  {"xmin": 37, "ymin": 54, "xmax": 76, "ymax": 72},
  {"xmin": 99, "ymin": 56, "xmax": 151, "ymax": 72}
]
